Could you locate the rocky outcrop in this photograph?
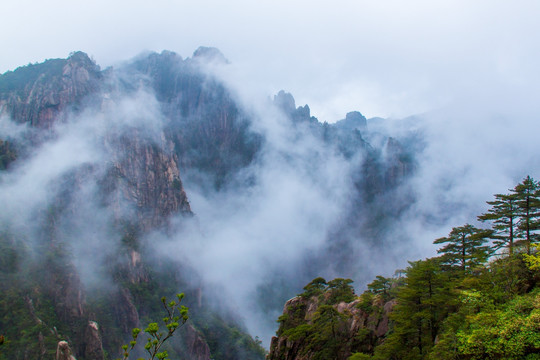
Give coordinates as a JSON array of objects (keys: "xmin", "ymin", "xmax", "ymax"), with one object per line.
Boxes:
[
  {"xmin": 83, "ymin": 321, "xmax": 104, "ymax": 360},
  {"xmin": 267, "ymin": 289, "xmax": 395, "ymax": 360},
  {"xmin": 274, "ymin": 90, "xmax": 297, "ymax": 116},
  {"xmin": 52, "ymin": 266, "xmax": 85, "ymax": 323},
  {"xmin": 0, "ymin": 139, "xmax": 16, "ymax": 169},
  {"xmin": 56, "ymin": 341, "xmax": 77, "ymax": 360},
  {"xmin": 113, "ymin": 288, "xmax": 140, "ymax": 334},
  {"xmin": 193, "ymin": 46, "xmax": 229, "ymax": 64}
]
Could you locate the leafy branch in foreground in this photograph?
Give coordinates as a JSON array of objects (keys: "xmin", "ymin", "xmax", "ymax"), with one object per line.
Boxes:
[{"xmin": 118, "ymin": 293, "xmax": 189, "ymax": 360}]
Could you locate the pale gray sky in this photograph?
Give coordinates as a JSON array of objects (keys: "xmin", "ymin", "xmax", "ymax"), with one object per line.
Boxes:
[{"xmin": 2, "ymin": 0, "xmax": 540, "ymax": 120}]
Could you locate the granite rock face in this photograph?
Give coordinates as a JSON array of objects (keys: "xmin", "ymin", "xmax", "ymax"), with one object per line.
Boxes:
[
  {"xmin": 103, "ymin": 129, "xmax": 191, "ymax": 231},
  {"xmin": 0, "ymin": 52, "xmax": 101, "ymax": 129}
]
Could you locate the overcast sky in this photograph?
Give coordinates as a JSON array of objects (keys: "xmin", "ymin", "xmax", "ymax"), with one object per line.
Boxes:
[{"xmin": 2, "ymin": 0, "xmax": 540, "ymax": 121}]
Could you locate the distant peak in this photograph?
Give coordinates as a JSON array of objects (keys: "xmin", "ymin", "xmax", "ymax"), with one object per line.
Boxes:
[
  {"xmin": 273, "ymin": 90, "xmax": 296, "ymax": 114},
  {"xmin": 335, "ymin": 111, "xmax": 367, "ymax": 131},
  {"xmin": 345, "ymin": 111, "xmax": 366, "ymax": 122},
  {"xmin": 66, "ymin": 51, "xmax": 100, "ymax": 72},
  {"xmin": 192, "ymin": 47, "xmax": 229, "ymax": 64},
  {"xmin": 67, "ymin": 51, "xmax": 92, "ymax": 64}
]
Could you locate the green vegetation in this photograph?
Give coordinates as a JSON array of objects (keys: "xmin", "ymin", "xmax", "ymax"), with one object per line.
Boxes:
[
  {"xmin": 513, "ymin": 176, "xmax": 540, "ymax": 254},
  {"xmin": 298, "ymin": 277, "xmax": 355, "ymax": 304},
  {"xmin": 272, "ymin": 175, "xmax": 540, "ymax": 360},
  {"xmin": 194, "ymin": 311, "xmax": 266, "ymax": 360},
  {"xmin": 0, "ymin": 58, "xmax": 66, "ymax": 96},
  {"xmin": 279, "ymin": 303, "xmax": 353, "ymax": 360},
  {"xmin": 366, "ymin": 175, "xmax": 540, "ymax": 359},
  {"xmin": 479, "ymin": 176, "xmax": 540, "ymax": 255},
  {"xmin": 0, "ymin": 288, "xmax": 63, "ymax": 360},
  {"xmin": 433, "ymin": 224, "xmax": 492, "ymax": 273}
]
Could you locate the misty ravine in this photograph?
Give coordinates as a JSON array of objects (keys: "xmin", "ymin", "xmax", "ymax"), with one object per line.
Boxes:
[{"xmin": 1, "ymin": 48, "xmax": 539, "ymax": 360}]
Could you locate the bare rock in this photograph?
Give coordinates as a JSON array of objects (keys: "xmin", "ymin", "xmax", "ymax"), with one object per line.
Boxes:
[
  {"xmin": 103, "ymin": 128, "xmax": 191, "ymax": 232},
  {"xmin": 83, "ymin": 321, "xmax": 104, "ymax": 360},
  {"xmin": 56, "ymin": 341, "xmax": 77, "ymax": 360}
]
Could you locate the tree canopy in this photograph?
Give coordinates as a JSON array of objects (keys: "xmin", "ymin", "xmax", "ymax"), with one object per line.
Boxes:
[{"xmin": 274, "ymin": 176, "xmax": 540, "ymax": 360}]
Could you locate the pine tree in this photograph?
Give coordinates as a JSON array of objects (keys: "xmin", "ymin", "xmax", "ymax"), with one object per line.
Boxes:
[
  {"xmin": 367, "ymin": 275, "xmax": 392, "ymax": 300},
  {"xmin": 376, "ymin": 259, "xmax": 456, "ymax": 359},
  {"xmin": 433, "ymin": 224, "xmax": 492, "ymax": 273},
  {"xmin": 478, "ymin": 192, "xmax": 519, "ymax": 254},
  {"xmin": 513, "ymin": 176, "xmax": 540, "ymax": 254}
]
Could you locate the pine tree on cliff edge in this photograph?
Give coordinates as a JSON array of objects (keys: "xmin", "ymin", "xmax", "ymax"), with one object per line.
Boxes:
[{"xmin": 478, "ymin": 192, "xmax": 519, "ymax": 254}]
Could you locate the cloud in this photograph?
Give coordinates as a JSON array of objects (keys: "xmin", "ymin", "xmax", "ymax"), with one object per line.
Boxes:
[
  {"xmin": 0, "ymin": 115, "xmax": 29, "ymax": 139},
  {"xmin": 0, "ymin": 118, "xmax": 98, "ymax": 231},
  {"xmin": 146, "ymin": 67, "xmax": 359, "ymax": 343},
  {"xmin": 169, "ymin": 44, "xmax": 540, "ymax": 347},
  {"xmin": 384, "ymin": 92, "xmax": 540, "ymax": 268},
  {"xmin": 3, "ymin": 1, "xmax": 540, "ymax": 123}
]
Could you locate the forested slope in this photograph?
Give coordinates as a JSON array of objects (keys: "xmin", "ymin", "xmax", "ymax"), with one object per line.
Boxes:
[{"xmin": 268, "ymin": 176, "xmax": 540, "ymax": 360}]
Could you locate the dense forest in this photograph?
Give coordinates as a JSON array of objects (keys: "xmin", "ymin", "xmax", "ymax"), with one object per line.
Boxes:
[{"xmin": 269, "ymin": 176, "xmax": 540, "ymax": 360}]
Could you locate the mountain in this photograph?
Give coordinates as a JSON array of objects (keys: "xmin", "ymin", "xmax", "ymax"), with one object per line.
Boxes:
[{"xmin": 0, "ymin": 48, "xmax": 417, "ymax": 359}]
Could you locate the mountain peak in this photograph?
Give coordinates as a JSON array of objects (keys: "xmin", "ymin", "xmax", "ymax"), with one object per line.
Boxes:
[
  {"xmin": 273, "ymin": 90, "xmax": 296, "ymax": 114},
  {"xmin": 66, "ymin": 51, "xmax": 100, "ymax": 72},
  {"xmin": 192, "ymin": 46, "xmax": 229, "ymax": 64},
  {"xmin": 334, "ymin": 111, "xmax": 367, "ymax": 131}
]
